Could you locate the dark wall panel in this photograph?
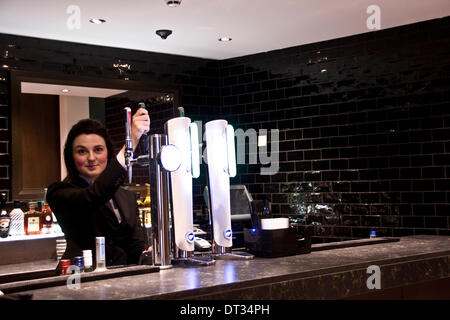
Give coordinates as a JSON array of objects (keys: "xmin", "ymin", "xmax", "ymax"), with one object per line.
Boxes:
[
  {"xmin": 220, "ymin": 17, "xmax": 450, "ymax": 241},
  {"xmin": 0, "ymin": 16, "xmax": 449, "ymax": 241}
]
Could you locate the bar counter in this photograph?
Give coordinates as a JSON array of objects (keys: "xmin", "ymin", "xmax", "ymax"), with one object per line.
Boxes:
[{"xmin": 1, "ymin": 235, "xmax": 449, "ymax": 300}]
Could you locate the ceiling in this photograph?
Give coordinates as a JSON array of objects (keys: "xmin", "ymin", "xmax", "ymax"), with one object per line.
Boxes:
[
  {"xmin": 21, "ymin": 82, "xmax": 127, "ymax": 97},
  {"xmin": 0, "ymin": 0, "xmax": 449, "ymax": 60}
]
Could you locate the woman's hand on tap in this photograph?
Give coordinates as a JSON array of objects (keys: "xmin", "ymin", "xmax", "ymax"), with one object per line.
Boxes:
[
  {"xmin": 131, "ymin": 108, "xmax": 150, "ymax": 151},
  {"xmin": 142, "ymin": 246, "xmax": 152, "ymax": 254}
]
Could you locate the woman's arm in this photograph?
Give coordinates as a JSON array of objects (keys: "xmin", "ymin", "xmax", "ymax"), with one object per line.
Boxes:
[{"xmin": 47, "ymin": 157, "xmax": 128, "ymax": 216}]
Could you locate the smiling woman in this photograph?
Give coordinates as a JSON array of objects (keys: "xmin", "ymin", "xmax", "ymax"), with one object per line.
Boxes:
[
  {"xmin": 46, "ymin": 108, "xmax": 151, "ymax": 268},
  {"xmin": 72, "ymin": 135, "xmax": 109, "ymax": 181},
  {"xmin": 63, "ymin": 120, "xmax": 114, "ymax": 184}
]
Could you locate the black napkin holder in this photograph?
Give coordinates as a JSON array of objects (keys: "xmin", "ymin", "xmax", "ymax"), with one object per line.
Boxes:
[{"xmin": 243, "ymin": 226, "xmax": 312, "ymax": 258}]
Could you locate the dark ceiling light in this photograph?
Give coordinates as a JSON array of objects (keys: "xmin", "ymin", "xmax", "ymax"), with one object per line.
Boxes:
[
  {"xmin": 156, "ymin": 29, "xmax": 173, "ymax": 39},
  {"xmin": 218, "ymin": 37, "xmax": 232, "ymax": 42},
  {"xmin": 89, "ymin": 18, "xmax": 106, "ymax": 24},
  {"xmin": 165, "ymin": 0, "xmax": 182, "ymax": 7}
]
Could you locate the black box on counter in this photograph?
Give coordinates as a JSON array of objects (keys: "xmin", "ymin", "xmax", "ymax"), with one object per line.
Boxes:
[{"xmin": 243, "ymin": 226, "xmax": 312, "ymax": 258}]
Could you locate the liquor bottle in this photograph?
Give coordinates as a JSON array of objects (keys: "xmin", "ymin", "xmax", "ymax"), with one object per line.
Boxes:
[
  {"xmin": 0, "ymin": 193, "xmax": 11, "ymax": 238},
  {"xmin": 135, "ymin": 190, "xmax": 143, "ymax": 227},
  {"xmin": 9, "ymin": 200, "xmax": 25, "ymax": 236},
  {"xmin": 41, "ymin": 188, "xmax": 53, "ymax": 234},
  {"xmin": 24, "ymin": 201, "xmax": 42, "ymax": 235},
  {"xmin": 142, "ymin": 183, "xmax": 151, "ymax": 228}
]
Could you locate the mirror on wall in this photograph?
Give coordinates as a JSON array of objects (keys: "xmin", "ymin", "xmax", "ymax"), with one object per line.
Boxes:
[
  {"xmin": 14, "ymin": 82, "xmax": 128, "ymax": 201},
  {"xmin": 10, "ymin": 70, "xmax": 179, "ymax": 201},
  {"xmin": 0, "ymin": 70, "xmax": 179, "ymax": 272}
]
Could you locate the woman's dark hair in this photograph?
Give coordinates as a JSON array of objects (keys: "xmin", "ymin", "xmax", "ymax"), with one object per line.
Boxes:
[{"xmin": 63, "ymin": 119, "xmax": 115, "ymax": 182}]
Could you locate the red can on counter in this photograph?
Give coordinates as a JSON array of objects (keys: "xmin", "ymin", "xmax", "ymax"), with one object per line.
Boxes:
[{"xmin": 60, "ymin": 259, "xmax": 71, "ymax": 275}]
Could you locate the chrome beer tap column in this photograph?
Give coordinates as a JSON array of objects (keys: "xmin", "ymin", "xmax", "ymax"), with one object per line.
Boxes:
[{"xmin": 149, "ymin": 134, "xmax": 175, "ymax": 269}]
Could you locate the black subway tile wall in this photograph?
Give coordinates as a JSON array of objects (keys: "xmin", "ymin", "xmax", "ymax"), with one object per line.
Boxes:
[
  {"xmin": 222, "ymin": 17, "xmax": 450, "ymax": 241},
  {"xmin": 0, "ymin": 16, "xmax": 449, "ymax": 241},
  {"xmin": 0, "ymin": 33, "xmax": 221, "ymax": 199}
]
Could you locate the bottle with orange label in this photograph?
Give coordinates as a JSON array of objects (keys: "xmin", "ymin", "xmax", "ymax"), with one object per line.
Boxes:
[
  {"xmin": 24, "ymin": 202, "xmax": 42, "ymax": 235},
  {"xmin": 142, "ymin": 183, "xmax": 151, "ymax": 228},
  {"xmin": 41, "ymin": 188, "xmax": 53, "ymax": 234},
  {"xmin": 135, "ymin": 184, "xmax": 144, "ymax": 227}
]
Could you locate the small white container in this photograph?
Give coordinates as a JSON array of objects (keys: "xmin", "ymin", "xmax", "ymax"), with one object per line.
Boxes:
[
  {"xmin": 95, "ymin": 237, "xmax": 106, "ymax": 271},
  {"xmin": 83, "ymin": 249, "xmax": 93, "ymax": 270},
  {"xmin": 260, "ymin": 218, "xmax": 289, "ymax": 230}
]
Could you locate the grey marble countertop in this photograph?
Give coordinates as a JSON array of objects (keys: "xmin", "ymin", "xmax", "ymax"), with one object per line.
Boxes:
[
  {"xmin": 2, "ymin": 235, "xmax": 449, "ymax": 300},
  {"xmin": 0, "ymin": 259, "xmax": 58, "ymax": 276}
]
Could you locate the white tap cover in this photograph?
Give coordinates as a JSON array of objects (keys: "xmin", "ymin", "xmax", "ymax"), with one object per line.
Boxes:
[
  {"xmin": 205, "ymin": 119, "xmax": 233, "ymax": 248},
  {"xmin": 166, "ymin": 117, "xmax": 194, "ymax": 251}
]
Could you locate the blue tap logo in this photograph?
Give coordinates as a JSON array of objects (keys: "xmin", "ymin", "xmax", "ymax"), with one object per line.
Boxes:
[
  {"xmin": 186, "ymin": 232, "xmax": 195, "ymax": 243},
  {"xmin": 224, "ymin": 229, "xmax": 232, "ymax": 239}
]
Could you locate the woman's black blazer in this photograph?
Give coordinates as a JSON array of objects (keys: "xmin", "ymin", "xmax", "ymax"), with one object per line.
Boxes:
[{"xmin": 47, "ymin": 157, "xmax": 145, "ymax": 266}]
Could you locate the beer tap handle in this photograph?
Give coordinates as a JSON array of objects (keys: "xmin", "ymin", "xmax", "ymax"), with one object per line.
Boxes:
[
  {"xmin": 124, "ymin": 107, "xmax": 133, "ymax": 184},
  {"xmin": 138, "ymin": 102, "xmax": 149, "ymax": 154}
]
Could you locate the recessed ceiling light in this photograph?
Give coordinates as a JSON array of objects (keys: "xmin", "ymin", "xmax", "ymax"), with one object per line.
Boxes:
[
  {"xmin": 61, "ymin": 89, "xmax": 70, "ymax": 93},
  {"xmin": 166, "ymin": 0, "xmax": 182, "ymax": 7},
  {"xmin": 89, "ymin": 18, "xmax": 106, "ymax": 24},
  {"xmin": 2, "ymin": 65, "xmax": 8, "ymax": 68},
  {"xmin": 218, "ymin": 37, "xmax": 232, "ymax": 42}
]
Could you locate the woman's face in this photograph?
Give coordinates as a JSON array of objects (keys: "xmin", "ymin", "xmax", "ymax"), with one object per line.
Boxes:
[{"xmin": 72, "ymin": 134, "xmax": 108, "ymax": 181}]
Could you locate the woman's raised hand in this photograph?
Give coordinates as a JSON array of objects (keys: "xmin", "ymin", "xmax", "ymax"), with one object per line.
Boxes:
[{"xmin": 131, "ymin": 108, "xmax": 150, "ymax": 151}]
